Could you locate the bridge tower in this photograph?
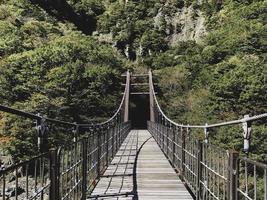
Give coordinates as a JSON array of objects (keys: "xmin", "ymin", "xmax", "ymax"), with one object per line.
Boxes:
[
  {"xmin": 123, "ymin": 71, "xmax": 130, "ymax": 122},
  {"xmin": 126, "ymin": 70, "xmax": 156, "ymax": 128},
  {"xmin": 148, "ymin": 69, "xmax": 155, "ymax": 122}
]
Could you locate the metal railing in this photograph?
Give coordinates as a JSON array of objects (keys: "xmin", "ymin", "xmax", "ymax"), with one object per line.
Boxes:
[
  {"xmin": 0, "ymin": 71, "xmax": 131, "ymax": 200},
  {"xmin": 53, "ymin": 121, "xmax": 131, "ymax": 200},
  {"xmin": 237, "ymin": 158, "xmax": 267, "ymax": 200},
  {"xmin": 0, "ymin": 153, "xmax": 50, "ymax": 200},
  {"xmin": 148, "ymin": 69, "xmax": 267, "ymax": 200}
]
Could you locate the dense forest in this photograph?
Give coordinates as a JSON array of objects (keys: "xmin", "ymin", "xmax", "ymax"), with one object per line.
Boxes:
[{"xmin": 0, "ymin": 0, "xmax": 266, "ymax": 164}]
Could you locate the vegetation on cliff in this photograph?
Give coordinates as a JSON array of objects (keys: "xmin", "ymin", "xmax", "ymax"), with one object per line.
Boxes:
[{"xmin": 0, "ymin": 0, "xmax": 266, "ymax": 163}]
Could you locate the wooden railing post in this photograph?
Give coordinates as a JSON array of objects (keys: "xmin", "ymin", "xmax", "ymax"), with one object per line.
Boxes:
[
  {"xmin": 124, "ymin": 71, "xmax": 130, "ymax": 122},
  {"xmin": 50, "ymin": 149, "xmax": 59, "ymax": 200},
  {"xmin": 196, "ymin": 140, "xmax": 203, "ymax": 200},
  {"xmin": 228, "ymin": 150, "xmax": 239, "ymax": 200},
  {"xmin": 149, "ymin": 69, "xmax": 155, "ymax": 122}
]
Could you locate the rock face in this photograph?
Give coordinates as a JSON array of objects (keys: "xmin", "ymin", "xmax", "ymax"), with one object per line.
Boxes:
[
  {"xmin": 97, "ymin": 2, "xmax": 207, "ymax": 59},
  {"xmin": 154, "ymin": 5, "xmax": 206, "ymax": 45}
]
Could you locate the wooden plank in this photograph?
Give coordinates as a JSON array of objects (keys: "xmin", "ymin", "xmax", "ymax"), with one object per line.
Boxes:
[
  {"xmin": 136, "ymin": 130, "xmax": 193, "ymax": 200},
  {"xmin": 130, "ymin": 92, "xmax": 158, "ymax": 95},
  {"xmin": 88, "ymin": 130, "xmax": 193, "ymax": 200}
]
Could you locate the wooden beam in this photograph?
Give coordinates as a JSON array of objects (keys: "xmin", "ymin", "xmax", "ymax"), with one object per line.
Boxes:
[
  {"xmin": 124, "ymin": 71, "xmax": 130, "ymax": 122},
  {"xmin": 149, "ymin": 69, "xmax": 155, "ymax": 122},
  {"xmin": 130, "ymin": 92, "xmax": 158, "ymax": 95}
]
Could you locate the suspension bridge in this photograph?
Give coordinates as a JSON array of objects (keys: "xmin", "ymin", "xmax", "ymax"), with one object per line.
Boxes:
[{"xmin": 0, "ymin": 70, "xmax": 266, "ymax": 200}]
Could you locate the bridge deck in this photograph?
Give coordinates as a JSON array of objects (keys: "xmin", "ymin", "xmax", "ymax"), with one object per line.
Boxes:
[{"xmin": 88, "ymin": 130, "xmax": 193, "ymax": 200}]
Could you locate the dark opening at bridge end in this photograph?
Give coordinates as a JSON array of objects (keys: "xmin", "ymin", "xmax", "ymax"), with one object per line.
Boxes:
[{"xmin": 129, "ymin": 94, "xmax": 150, "ymax": 129}]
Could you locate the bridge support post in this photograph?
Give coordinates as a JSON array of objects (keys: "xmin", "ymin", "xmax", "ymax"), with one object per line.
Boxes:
[
  {"xmin": 242, "ymin": 115, "xmax": 251, "ymax": 156},
  {"xmin": 181, "ymin": 127, "xmax": 186, "ymax": 176},
  {"xmin": 50, "ymin": 149, "xmax": 60, "ymax": 200},
  {"xmin": 81, "ymin": 139, "xmax": 88, "ymax": 200},
  {"xmin": 166, "ymin": 122, "xmax": 169, "ymax": 158},
  {"xmin": 114, "ymin": 118, "xmax": 118, "ymax": 152},
  {"xmin": 105, "ymin": 125, "xmax": 109, "ymax": 166},
  {"xmin": 196, "ymin": 140, "xmax": 203, "ymax": 200},
  {"xmin": 36, "ymin": 115, "xmax": 48, "ymax": 153},
  {"xmin": 124, "ymin": 71, "xmax": 130, "ymax": 122},
  {"xmin": 172, "ymin": 126, "xmax": 176, "ymax": 165},
  {"xmin": 116, "ymin": 116, "xmax": 120, "ymax": 150},
  {"xmin": 111, "ymin": 126, "xmax": 115, "ymax": 158},
  {"xmin": 162, "ymin": 119, "xmax": 165, "ymax": 151},
  {"xmin": 149, "ymin": 69, "xmax": 155, "ymax": 122},
  {"xmin": 96, "ymin": 126, "xmax": 101, "ymax": 177},
  {"xmin": 228, "ymin": 150, "xmax": 239, "ymax": 200}
]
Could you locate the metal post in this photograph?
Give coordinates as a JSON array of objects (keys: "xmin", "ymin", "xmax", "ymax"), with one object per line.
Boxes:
[
  {"xmin": 111, "ymin": 125, "xmax": 115, "ymax": 158},
  {"xmin": 156, "ymin": 120, "xmax": 159, "ymax": 143},
  {"xmin": 242, "ymin": 115, "xmax": 251, "ymax": 156},
  {"xmin": 228, "ymin": 150, "xmax": 239, "ymax": 200},
  {"xmin": 50, "ymin": 149, "xmax": 59, "ymax": 200},
  {"xmin": 172, "ymin": 125, "xmax": 176, "ymax": 164},
  {"xmin": 181, "ymin": 126, "xmax": 185, "ymax": 176},
  {"xmin": 162, "ymin": 118, "xmax": 165, "ymax": 151},
  {"xmin": 97, "ymin": 126, "xmax": 101, "ymax": 177},
  {"xmin": 166, "ymin": 122, "xmax": 169, "ymax": 157},
  {"xmin": 264, "ymin": 169, "xmax": 267, "ymax": 200},
  {"xmin": 204, "ymin": 123, "xmax": 209, "ymax": 144},
  {"xmin": 36, "ymin": 114, "xmax": 48, "ymax": 153},
  {"xmin": 73, "ymin": 123, "xmax": 79, "ymax": 142},
  {"xmin": 115, "ymin": 118, "xmax": 118, "ymax": 152},
  {"xmin": 157, "ymin": 113, "xmax": 160, "ymax": 143},
  {"xmin": 161, "ymin": 117, "xmax": 164, "ymax": 148},
  {"xmin": 196, "ymin": 140, "xmax": 203, "ymax": 200},
  {"xmin": 106, "ymin": 125, "xmax": 109, "ymax": 166},
  {"xmin": 119, "ymin": 114, "xmax": 121, "ymax": 146},
  {"xmin": 81, "ymin": 139, "xmax": 88, "ymax": 200}
]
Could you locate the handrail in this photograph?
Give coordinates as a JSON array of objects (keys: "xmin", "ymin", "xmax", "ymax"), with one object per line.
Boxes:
[
  {"xmin": 149, "ymin": 69, "xmax": 267, "ymax": 129},
  {"xmin": 0, "ymin": 105, "xmax": 77, "ymax": 126},
  {"xmin": 0, "ymin": 71, "xmax": 132, "ymax": 200},
  {"xmin": 0, "ymin": 105, "xmax": 41, "ymax": 120},
  {"xmin": 0, "ymin": 70, "xmax": 130, "ymax": 128},
  {"xmin": 148, "ymin": 69, "xmax": 267, "ymax": 200}
]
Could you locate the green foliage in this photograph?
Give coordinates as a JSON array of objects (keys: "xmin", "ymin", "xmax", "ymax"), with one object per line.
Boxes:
[
  {"xmin": 210, "ymin": 55, "xmax": 266, "ymax": 115},
  {"xmin": 149, "ymin": 0, "xmax": 266, "ymax": 162},
  {"xmin": 97, "ymin": 0, "xmax": 167, "ymax": 58},
  {"xmin": 0, "ymin": 1, "xmax": 126, "ymax": 160},
  {"xmin": 69, "ymin": 0, "xmax": 105, "ymax": 16},
  {"xmin": 0, "ymin": 30, "xmax": 124, "ymax": 158},
  {"xmin": 141, "ymin": 30, "xmax": 168, "ymax": 55},
  {"xmin": 0, "ymin": 0, "xmax": 266, "ymax": 166}
]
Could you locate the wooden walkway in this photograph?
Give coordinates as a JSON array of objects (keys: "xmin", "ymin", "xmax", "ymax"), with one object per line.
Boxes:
[{"xmin": 88, "ymin": 130, "xmax": 193, "ymax": 200}]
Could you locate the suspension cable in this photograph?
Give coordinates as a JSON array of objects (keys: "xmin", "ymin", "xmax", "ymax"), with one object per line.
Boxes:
[
  {"xmin": 0, "ymin": 70, "xmax": 131, "ymax": 128},
  {"xmin": 149, "ymin": 69, "xmax": 267, "ymax": 129}
]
